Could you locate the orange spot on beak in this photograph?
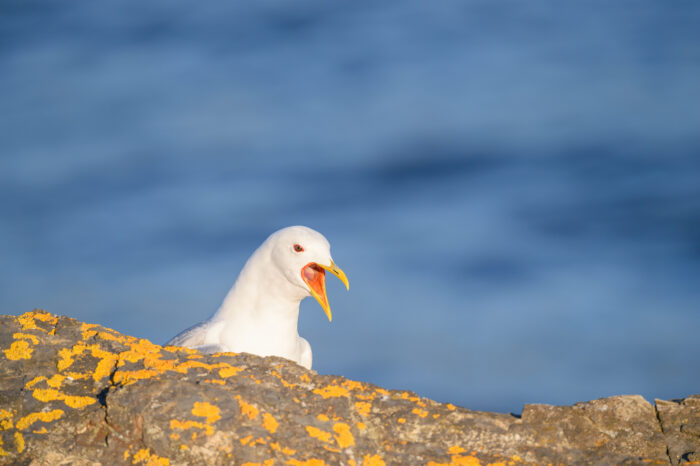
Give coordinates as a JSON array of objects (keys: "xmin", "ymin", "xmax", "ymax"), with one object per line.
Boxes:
[
  {"xmin": 302, "ymin": 263, "xmax": 330, "ymax": 320},
  {"xmin": 302, "ymin": 261, "xmax": 349, "ymax": 322}
]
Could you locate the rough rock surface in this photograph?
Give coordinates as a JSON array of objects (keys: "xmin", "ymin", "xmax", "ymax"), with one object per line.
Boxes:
[{"xmin": 0, "ymin": 310, "xmax": 698, "ymax": 466}]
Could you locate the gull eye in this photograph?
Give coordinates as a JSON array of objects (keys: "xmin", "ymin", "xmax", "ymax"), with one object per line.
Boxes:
[{"xmin": 293, "ymin": 244, "xmax": 304, "ymax": 253}]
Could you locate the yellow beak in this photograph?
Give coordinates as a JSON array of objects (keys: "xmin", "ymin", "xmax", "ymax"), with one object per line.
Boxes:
[{"xmin": 302, "ymin": 261, "xmax": 349, "ymax": 322}]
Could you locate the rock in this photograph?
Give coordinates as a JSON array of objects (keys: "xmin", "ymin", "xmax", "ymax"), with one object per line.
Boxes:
[{"xmin": 0, "ymin": 310, "xmax": 697, "ymax": 465}]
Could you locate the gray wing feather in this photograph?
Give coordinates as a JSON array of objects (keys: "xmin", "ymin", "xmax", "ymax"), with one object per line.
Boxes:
[{"xmin": 165, "ymin": 321, "xmax": 211, "ymax": 348}]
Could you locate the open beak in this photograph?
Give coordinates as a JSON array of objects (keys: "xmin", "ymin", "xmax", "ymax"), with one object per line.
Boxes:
[{"xmin": 301, "ymin": 261, "xmax": 349, "ymax": 322}]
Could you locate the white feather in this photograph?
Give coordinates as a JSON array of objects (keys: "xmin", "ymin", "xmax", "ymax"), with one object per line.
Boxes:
[{"xmin": 166, "ymin": 226, "xmax": 336, "ymax": 369}]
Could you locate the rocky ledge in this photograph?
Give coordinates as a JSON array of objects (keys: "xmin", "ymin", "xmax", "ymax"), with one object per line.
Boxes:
[{"xmin": 1, "ymin": 310, "xmax": 698, "ymax": 466}]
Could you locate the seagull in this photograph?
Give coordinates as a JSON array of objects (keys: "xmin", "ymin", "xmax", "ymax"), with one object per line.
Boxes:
[{"xmin": 166, "ymin": 226, "xmax": 349, "ymax": 369}]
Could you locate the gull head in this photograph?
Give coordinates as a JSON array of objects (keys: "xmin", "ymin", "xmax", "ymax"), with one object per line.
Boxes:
[{"xmin": 267, "ymin": 226, "xmax": 349, "ymax": 321}]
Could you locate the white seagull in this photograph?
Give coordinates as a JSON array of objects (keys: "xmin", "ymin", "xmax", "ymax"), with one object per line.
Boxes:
[{"xmin": 166, "ymin": 226, "xmax": 349, "ymax": 369}]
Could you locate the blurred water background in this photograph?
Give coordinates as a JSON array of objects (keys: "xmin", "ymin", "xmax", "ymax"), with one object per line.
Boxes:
[{"xmin": 2, "ymin": 1, "xmax": 699, "ymax": 414}]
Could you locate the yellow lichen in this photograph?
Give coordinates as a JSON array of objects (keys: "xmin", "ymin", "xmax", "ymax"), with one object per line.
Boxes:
[
  {"xmin": 32, "ymin": 427, "xmax": 48, "ymax": 434},
  {"xmin": 25, "ymin": 376, "xmax": 46, "ymax": 389},
  {"xmin": 13, "ymin": 333, "xmax": 39, "ymax": 344},
  {"xmin": 397, "ymin": 418, "xmax": 406, "ymax": 424},
  {"xmin": 15, "ymin": 409, "xmax": 64, "ymax": 430},
  {"xmin": 0, "ymin": 438, "xmax": 8, "ymax": 457},
  {"xmin": 33, "ymin": 311, "xmax": 58, "ymax": 324},
  {"xmin": 299, "ymin": 374, "xmax": 311, "ymax": 383},
  {"xmin": 131, "ymin": 447, "xmax": 170, "ymax": 465},
  {"xmin": 191, "ymin": 401, "xmax": 221, "ymax": 424},
  {"xmin": 355, "ymin": 401, "xmax": 371, "ymax": 416},
  {"xmin": 357, "ymin": 422, "xmax": 366, "ymax": 430},
  {"xmin": 47, "ymin": 374, "xmax": 66, "ymax": 388},
  {"xmin": 32, "ymin": 388, "xmax": 97, "ymax": 409},
  {"xmin": 113, "ymin": 369, "xmax": 159, "ymax": 385},
  {"xmin": 449, "ymin": 446, "xmax": 466, "ymax": 455},
  {"xmin": 262, "ymin": 412, "xmax": 278, "ymax": 434},
  {"xmin": 412, "ymin": 408, "xmax": 428, "ymax": 418},
  {"xmin": 446, "ymin": 403, "xmax": 456, "ymax": 411},
  {"xmin": 312, "ymin": 385, "xmax": 350, "ymax": 399},
  {"xmin": 305, "ymin": 426, "xmax": 332, "ymax": 443},
  {"xmin": 14, "ymin": 432, "xmax": 24, "ymax": 453},
  {"xmin": 93, "ymin": 352, "xmax": 119, "ymax": 382},
  {"xmin": 235, "ymin": 396, "xmax": 259, "ymax": 420},
  {"xmin": 287, "ymin": 459, "xmax": 326, "ymax": 466},
  {"xmin": 343, "ymin": 380, "xmax": 365, "ymax": 391},
  {"xmin": 332, "ymin": 422, "xmax": 354, "ymax": 448},
  {"xmin": 169, "ymin": 419, "xmax": 213, "ymax": 436},
  {"xmin": 270, "ymin": 442, "xmax": 297, "ymax": 455},
  {"xmin": 17, "ymin": 313, "xmax": 38, "ymax": 330},
  {"xmin": 361, "ymin": 455, "xmax": 386, "ymax": 466},
  {"xmin": 204, "ymin": 379, "xmax": 225, "ymax": 385},
  {"xmin": 0, "ymin": 409, "xmax": 13, "ymax": 430},
  {"xmin": 219, "ymin": 366, "xmax": 243, "ymax": 378},
  {"xmin": 4, "ymin": 340, "xmax": 33, "ymax": 360}
]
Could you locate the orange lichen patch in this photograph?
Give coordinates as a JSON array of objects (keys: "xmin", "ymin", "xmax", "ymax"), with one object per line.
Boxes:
[
  {"xmin": 113, "ymin": 369, "xmax": 159, "ymax": 386},
  {"xmin": 0, "ymin": 409, "xmax": 14, "ymax": 430},
  {"xmin": 4, "ymin": 340, "xmax": 33, "ymax": 360},
  {"xmin": 191, "ymin": 401, "xmax": 221, "ymax": 424},
  {"xmin": 170, "ymin": 419, "xmax": 213, "ymax": 436},
  {"xmin": 240, "ymin": 435, "xmax": 254, "ymax": 445},
  {"xmin": 219, "ymin": 366, "xmax": 243, "ymax": 378},
  {"xmin": 299, "ymin": 374, "xmax": 311, "ymax": 383},
  {"xmin": 25, "ymin": 376, "xmax": 47, "ymax": 390},
  {"xmin": 15, "ymin": 409, "xmax": 64, "ymax": 430},
  {"xmin": 342, "ymin": 380, "xmax": 365, "ymax": 391},
  {"xmin": 355, "ymin": 401, "xmax": 371, "ymax": 416},
  {"xmin": 270, "ymin": 442, "xmax": 296, "ymax": 455},
  {"xmin": 32, "ymin": 427, "xmax": 47, "ymax": 434},
  {"xmin": 32, "ymin": 388, "xmax": 97, "ymax": 409},
  {"xmin": 361, "ymin": 454, "xmax": 386, "ymax": 466},
  {"xmin": 13, "ymin": 333, "xmax": 39, "ymax": 344},
  {"xmin": 449, "ymin": 446, "xmax": 467, "ymax": 455},
  {"xmin": 56, "ymin": 342, "xmax": 118, "ymax": 380},
  {"xmin": 262, "ymin": 412, "xmax": 279, "ymax": 434},
  {"xmin": 131, "ymin": 447, "xmax": 170, "ymax": 465},
  {"xmin": 287, "ymin": 459, "xmax": 326, "ymax": 466},
  {"xmin": 332, "ymin": 422, "xmax": 354, "ymax": 448},
  {"xmin": 118, "ymin": 338, "xmax": 162, "ymax": 364},
  {"xmin": 412, "ymin": 408, "xmax": 428, "ymax": 418},
  {"xmin": 305, "ymin": 426, "xmax": 332, "ymax": 443},
  {"xmin": 356, "ymin": 422, "xmax": 366, "ymax": 430},
  {"xmin": 205, "ymin": 379, "xmax": 226, "ymax": 385},
  {"xmin": 397, "ymin": 418, "xmax": 406, "ymax": 424},
  {"xmin": 446, "ymin": 403, "xmax": 456, "ymax": 411},
  {"xmin": 93, "ymin": 352, "xmax": 119, "ymax": 381},
  {"xmin": 433, "ymin": 414, "xmax": 441, "ymax": 419},
  {"xmin": 163, "ymin": 345, "xmax": 197, "ymax": 354},
  {"xmin": 235, "ymin": 396, "xmax": 259, "ymax": 420},
  {"xmin": 323, "ymin": 446, "xmax": 340, "ymax": 453},
  {"xmin": 316, "ymin": 414, "xmax": 330, "ymax": 422},
  {"xmin": 243, "ymin": 461, "xmax": 275, "ymax": 466},
  {"xmin": 312, "ymin": 385, "xmax": 350, "ymax": 399},
  {"xmin": 14, "ymin": 432, "xmax": 24, "ymax": 453},
  {"xmin": 0, "ymin": 438, "xmax": 8, "ymax": 457},
  {"xmin": 428, "ymin": 454, "xmax": 486, "ymax": 466},
  {"xmin": 17, "ymin": 310, "xmax": 57, "ymax": 331},
  {"xmin": 269, "ymin": 370, "xmax": 297, "ymax": 388},
  {"xmin": 47, "ymin": 374, "xmax": 66, "ymax": 388}
]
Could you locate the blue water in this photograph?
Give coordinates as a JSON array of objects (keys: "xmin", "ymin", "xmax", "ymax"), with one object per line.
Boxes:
[{"xmin": 2, "ymin": 1, "xmax": 699, "ymax": 413}]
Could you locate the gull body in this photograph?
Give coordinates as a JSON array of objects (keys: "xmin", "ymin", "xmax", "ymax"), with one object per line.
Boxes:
[{"xmin": 166, "ymin": 226, "xmax": 348, "ymax": 369}]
